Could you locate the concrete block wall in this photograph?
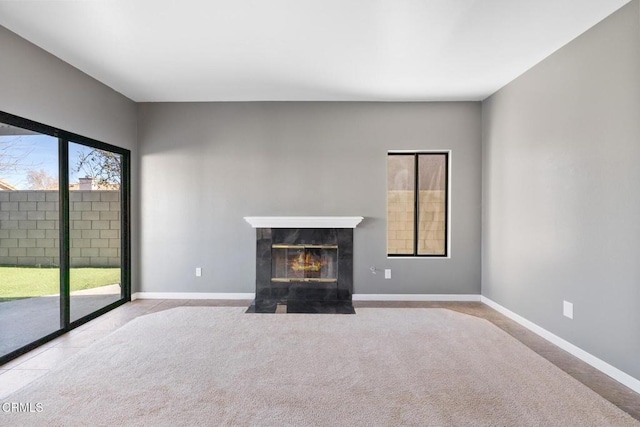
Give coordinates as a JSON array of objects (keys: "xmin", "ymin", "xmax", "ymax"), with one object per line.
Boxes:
[
  {"xmin": 387, "ymin": 190, "xmax": 446, "ymax": 255},
  {"xmin": 0, "ymin": 190, "xmax": 120, "ymax": 267},
  {"xmin": 70, "ymin": 190, "xmax": 121, "ymax": 267},
  {"xmin": 387, "ymin": 190, "xmax": 415, "ymax": 254}
]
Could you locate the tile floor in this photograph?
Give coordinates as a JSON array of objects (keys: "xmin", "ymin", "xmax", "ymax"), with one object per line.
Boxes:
[
  {"xmin": 0, "ymin": 299, "xmax": 638, "ymax": 422},
  {"xmin": 0, "ymin": 292, "xmax": 122, "ymax": 356}
]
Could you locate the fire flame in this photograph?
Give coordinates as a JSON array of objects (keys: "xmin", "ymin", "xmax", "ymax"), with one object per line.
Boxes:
[{"xmin": 290, "ymin": 251, "xmax": 326, "ymax": 272}]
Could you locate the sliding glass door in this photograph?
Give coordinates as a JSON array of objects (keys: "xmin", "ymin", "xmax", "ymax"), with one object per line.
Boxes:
[
  {"xmin": 0, "ymin": 124, "xmax": 61, "ymax": 357},
  {"xmin": 0, "ymin": 112, "xmax": 130, "ymax": 364},
  {"xmin": 69, "ymin": 142, "xmax": 124, "ymax": 321}
]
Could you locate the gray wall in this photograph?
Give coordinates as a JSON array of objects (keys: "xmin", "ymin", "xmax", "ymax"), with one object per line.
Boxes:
[
  {"xmin": 482, "ymin": 0, "xmax": 640, "ymax": 379},
  {"xmin": 138, "ymin": 102, "xmax": 481, "ymax": 295},
  {"xmin": 0, "ymin": 26, "xmax": 139, "ymax": 290}
]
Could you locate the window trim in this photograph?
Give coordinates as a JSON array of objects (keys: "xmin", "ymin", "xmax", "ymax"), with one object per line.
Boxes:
[{"xmin": 387, "ymin": 150, "xmax": 450, "ymax": 258}]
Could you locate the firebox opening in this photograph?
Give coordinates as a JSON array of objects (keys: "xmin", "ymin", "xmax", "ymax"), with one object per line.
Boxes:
[{"xmin": 271, "ymin": 244, "xmax": 338, "ymax": 283}]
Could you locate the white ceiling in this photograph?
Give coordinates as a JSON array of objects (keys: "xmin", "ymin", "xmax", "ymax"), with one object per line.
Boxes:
[{"xmin": 0, "ymin": 0, "xmax": 631, "ymax": 102}]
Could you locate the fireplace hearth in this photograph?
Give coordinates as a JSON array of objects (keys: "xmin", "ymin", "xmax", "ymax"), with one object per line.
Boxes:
[{"xmin": 244, "ymin": 216, "xmax": 363, "ymax": 314}]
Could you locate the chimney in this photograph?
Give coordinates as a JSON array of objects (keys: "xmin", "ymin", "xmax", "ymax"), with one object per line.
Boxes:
[{"xmin": 79, "ymin": 177, "xmax": 93, "ymax": 191}]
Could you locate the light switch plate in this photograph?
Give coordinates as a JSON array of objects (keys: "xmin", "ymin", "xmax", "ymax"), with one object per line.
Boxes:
[{"xmin": 384, "ymin": 269, "xmax": 391, "ymax": 279}]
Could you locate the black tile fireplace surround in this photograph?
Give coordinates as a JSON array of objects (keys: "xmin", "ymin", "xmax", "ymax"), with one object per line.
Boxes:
[{"xmin": 247, "ymin": 228, "xmax": 355, "ymax": 314}]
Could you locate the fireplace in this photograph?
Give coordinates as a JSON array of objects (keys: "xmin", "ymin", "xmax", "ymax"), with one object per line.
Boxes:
[{"xmin": 244, "ymin": 217, "xmax": 363, "ymax": 314}]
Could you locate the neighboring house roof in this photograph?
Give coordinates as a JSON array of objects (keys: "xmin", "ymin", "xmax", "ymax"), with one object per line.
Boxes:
[{"xmin": 0, "ymin": 179, "xmax": 17, "ymax": 191}]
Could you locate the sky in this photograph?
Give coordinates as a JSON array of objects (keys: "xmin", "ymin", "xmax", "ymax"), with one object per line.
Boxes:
[{"xmin": 0, "ymin": 135, "xmax": 94, "ymax": 189}]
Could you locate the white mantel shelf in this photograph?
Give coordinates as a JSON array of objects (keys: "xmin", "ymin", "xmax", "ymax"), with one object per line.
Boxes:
[{"xmin": 244, "ymin": 216, "xmax": 364, "ymax": 229}]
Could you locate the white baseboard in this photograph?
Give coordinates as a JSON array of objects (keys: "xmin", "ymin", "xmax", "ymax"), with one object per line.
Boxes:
[
  {"xmin": 131, "ymin": 292, "xmax": 480, "ymax": 302},
  {"xmin": 131, "ymin": 292, "xmax": 255, "ymax": 300},
  {"xmin": 353, "ymin": 294, "xmax": 481, "ymax": 302},
  {"xmin": 481, "ymin": 296, "xmax": 640, "ymax": 394}
]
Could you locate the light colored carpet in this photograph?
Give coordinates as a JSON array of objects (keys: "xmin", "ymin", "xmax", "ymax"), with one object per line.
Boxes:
[{"xmin": 2, "ymin": 307, "xmax": 638, "ymax": 426}]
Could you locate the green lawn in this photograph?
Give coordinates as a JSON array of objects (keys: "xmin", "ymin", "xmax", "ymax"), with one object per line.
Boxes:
[{"xmin": 0, "ymin": 267, "xmax": 121, "ymax": 299}]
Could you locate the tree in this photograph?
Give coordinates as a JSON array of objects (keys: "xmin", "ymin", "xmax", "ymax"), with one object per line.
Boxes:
[
  {"xmin": 75, "ymin": 148, "xmax": 121, "ymax": 186},
  {"xmin": 0, "ymin": 136, "xmax": 32, "ymax": 176},
  {"xmin": 26, "ymin": 169, "xmax": 58, "ymax": 190}
]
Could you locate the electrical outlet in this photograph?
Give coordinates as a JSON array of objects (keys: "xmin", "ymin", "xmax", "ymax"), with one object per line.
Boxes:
[
  {"xmin": 195, "ymin": 267, "xmax": 202, "ymax": 277},
  {"xmin": 384, "ymin": 269, "xmax": 391, "ymax": 279},
  {"xmin": 563, "ymin": 301, "xmax": 573, "ymax": 319}
]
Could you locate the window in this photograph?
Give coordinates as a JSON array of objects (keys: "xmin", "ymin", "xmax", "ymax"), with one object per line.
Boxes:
[{"xmin": 387, "ymin": 152, "xmax": 449, "ymax": 257}]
